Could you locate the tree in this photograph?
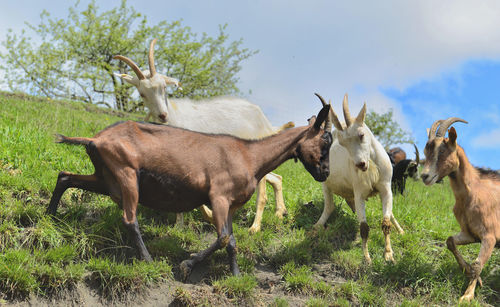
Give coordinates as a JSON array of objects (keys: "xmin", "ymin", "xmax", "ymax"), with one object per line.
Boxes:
[
  {"xmin": 364, "ymin": 109, "xmax": 413, "ymax": 149},
  {"xmin": 0, "ymin": 0, "xmax": 256, "ymax": 112}
]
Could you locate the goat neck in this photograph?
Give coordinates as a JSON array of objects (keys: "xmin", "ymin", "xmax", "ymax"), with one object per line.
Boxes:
[
  {"xmin": 248, "ymin": 126, "xmax": 309, "ymax": 180},
  {"xmin": 448, "ymin": 146, "xmax": 479, "ymax": 201}
]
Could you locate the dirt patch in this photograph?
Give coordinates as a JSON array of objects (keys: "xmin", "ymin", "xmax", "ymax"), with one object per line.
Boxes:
[{"xmin": 1, "ymin": 260, "xmax": 352, "ymax": 306}]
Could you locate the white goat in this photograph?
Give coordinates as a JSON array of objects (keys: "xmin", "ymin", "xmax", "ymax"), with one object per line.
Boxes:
[
  {"xmin": 314, "ymin": 94, "xmax": 404, "ymax": 263},
  {"xmin": 113, "ymin": 39, "xmax": 293, "ymax": 232}
]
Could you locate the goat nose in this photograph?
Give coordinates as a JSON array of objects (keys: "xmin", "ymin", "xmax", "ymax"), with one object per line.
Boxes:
[
  {"xmin": 356, "ymin": 161, "xmax": 366, "ymax": 170},
  {"xmin": 421, "ymin": 173, "xmax": 429, "ymax": 181},
  {"xmin": 158, "ymin": 114, "xmax": 167, "ymax": 122}
]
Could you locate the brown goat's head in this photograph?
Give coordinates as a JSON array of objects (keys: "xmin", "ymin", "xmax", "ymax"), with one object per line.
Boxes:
[
  {"xmin": 296, "ymin": 94, "xmax": 333, "ymax": 182},
  {"xmin": 421, "ymin": 117, "xmax": 468, "ymax": 185}
]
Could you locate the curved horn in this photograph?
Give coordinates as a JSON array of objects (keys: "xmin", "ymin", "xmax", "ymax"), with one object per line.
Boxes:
[
  {"xmin": 436, "ymin": 117, "xmax": 468, "ymax": 138},
  {"xmin": 113, "ymin": 55, "xmax": 146, "ymax": 80},
  {"xmin": 149, "ymin": 39, "xmax": 157, "ymax": 77},
  {"xmin": 314, "ymin": 93, "xmax": 331, "ymax": 131},
  {"xmin": 342, "ymin": 93, "xmax": 353, "ymax": 127},
  {"xmin": 314, "ymin": 92, "xmax": 328, "ymax": 107},
  {"xmin": 428, "ymin": 120, "xmax": 443, "ymax": 140},
  {"xmin": 413, "ymin": 143, "xmax": 419, "ymax": 165}
]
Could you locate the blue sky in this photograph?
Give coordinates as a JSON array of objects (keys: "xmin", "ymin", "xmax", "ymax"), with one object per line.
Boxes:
[{"xmin": 1, "ymin": 1, "xmax": 500, "ymax": 168}]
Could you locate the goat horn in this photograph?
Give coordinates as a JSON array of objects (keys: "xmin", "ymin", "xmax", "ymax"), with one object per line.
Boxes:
[
  {"xmin": 435, "ymin": 117, "xmax": 468, "ymax": 138},
  {"xmin": 149, "ymin": 39, "xmax": 157, "ymax": 77},
  {"xmin": 413, "ymin": 143, "xmax": 419, "ymax": 165},
  {"xmin": 428, "ymin": 120, "xmax": 443, "ymax": 140},
  {"xmin": 113, "ymin": 55, "xmax": 146, "ymax": 80},
  {"xmin": 314, "ymin": 93, "xmax": 331, "ymax": 131},
  {"xmin": 342, "ymin": 93, "xmax": 353, "ymax": 127}
]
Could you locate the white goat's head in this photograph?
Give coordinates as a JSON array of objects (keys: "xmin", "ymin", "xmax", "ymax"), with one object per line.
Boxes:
[
  {"xmin": 114, "ymin": 39, "xmax": 181, "ymax": 123},
  {"xmin": 330, "ymin": 94, "xmax": 371, "ymax": 171}
]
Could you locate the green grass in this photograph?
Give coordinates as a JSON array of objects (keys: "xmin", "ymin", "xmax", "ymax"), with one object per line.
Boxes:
[{"xmin": 0, "ymin": 91, "xmax": 499, "ymax": 305}]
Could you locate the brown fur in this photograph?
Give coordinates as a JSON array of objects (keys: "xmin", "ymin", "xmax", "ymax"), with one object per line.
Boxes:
[
  {"xmin": 422, "ymin": 127, "xmax": 500, "ymax": 302},
  {"xmin": 47, "ymin": 105, "xmax": 333, "ymax": 279}
]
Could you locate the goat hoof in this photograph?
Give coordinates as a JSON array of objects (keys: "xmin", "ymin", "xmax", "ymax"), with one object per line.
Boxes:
[
  {"xmin": 180, "ymin": 260, "xmax": 194, "ymax": 281},
  {"xmin": 384, "ymin": 252, "xmax": 394, "ymax": 262},
  {"xmin": 248, "ymin": 225, "xmax": 260, "ymax": 234},
  {"xmin": 459, "ymin": 293, "xmax": 474, "ymax": 303}
]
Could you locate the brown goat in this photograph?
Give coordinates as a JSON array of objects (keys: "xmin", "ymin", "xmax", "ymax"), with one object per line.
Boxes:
[
  {"xmin": 47, "ymin": 101, "xmax": 332, "ymax": 279},
  {"xmin": 421, "ymin": 118, "xmax": 500, "ymax": 302}
]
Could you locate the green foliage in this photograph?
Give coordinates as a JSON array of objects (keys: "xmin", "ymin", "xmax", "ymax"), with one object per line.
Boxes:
[
  {"xmin": 87, "ymin": 258, "xmax": 172, "ymax": 298},
  {"xmin": 213, "ymin": 274, "xmax": 257, "ymax": 299},
  {"xmin": 0, "ymin": 0, "xmax": 256, "ymax": 111},
  {"xmin": 365, "ymin": 109, "xmax": 413, "ymax": 149}
]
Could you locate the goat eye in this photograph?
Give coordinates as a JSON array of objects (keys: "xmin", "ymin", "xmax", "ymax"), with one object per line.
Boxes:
[{"xmin": 359, "ymin": 134, "xmax": 364, "ymax": 140}]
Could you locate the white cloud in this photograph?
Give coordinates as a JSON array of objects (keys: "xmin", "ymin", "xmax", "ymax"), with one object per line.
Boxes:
[{"xmin": 472, "ymin": 129, "xmax": 500, "ymax": 148}]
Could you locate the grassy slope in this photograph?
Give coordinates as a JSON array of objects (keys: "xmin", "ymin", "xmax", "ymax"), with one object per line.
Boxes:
[{"xmin": 0, "ymin": 92, "xmax": 498, "ymax": 305}]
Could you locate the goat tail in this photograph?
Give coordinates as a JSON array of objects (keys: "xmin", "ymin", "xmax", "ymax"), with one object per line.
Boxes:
[
  {"xmin": 276, "ymin": 121, "xmax": 295, "ymax": 133},
  {"xmin": 55, "ymin": 134, "xmax": 93, "ymax": 146}
]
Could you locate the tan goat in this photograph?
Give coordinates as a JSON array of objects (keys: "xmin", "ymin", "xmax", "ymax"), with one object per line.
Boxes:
[{"xmin": 421, "ymin": 117, "xmax": 500, "ymax": 302}]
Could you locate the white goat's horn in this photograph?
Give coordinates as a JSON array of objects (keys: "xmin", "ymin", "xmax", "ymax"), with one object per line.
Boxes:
[
  {"xmin": 113, "ymin": 55, "xmax": 146, "ymax": 80},
  {"xmin": 342, "ymin": 93, "xmax": 353, "ymax": 127},
  {"xmin": 149, "ymin": 39, "xmax": 157, "ymax": 77},
  {"xmin": 355, "ymin": 102, "xmax": 367, "ymax": 125},
  {"xmin": 435, "ymin": 117, "xmax": 468, "ymax": 138}
]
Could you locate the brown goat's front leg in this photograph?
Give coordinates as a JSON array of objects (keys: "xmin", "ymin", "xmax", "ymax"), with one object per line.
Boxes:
[
  {"xmin": 452, "ymin": 235, "xmax": 496, "ymax": 302},
  {"xmin": 180, "ymin": 196, "xmax": 238, "ymax": 280},
  {"xmin": 47, "ymin": 172, "xmax": 108, "ymax": 215}
]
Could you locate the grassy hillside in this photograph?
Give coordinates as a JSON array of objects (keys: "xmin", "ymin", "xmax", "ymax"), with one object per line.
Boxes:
[{"xmin": 0, "ymin": 92, "xmax": 498, "ymax": 306}]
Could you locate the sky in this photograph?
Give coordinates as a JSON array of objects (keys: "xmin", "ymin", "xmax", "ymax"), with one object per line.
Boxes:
[{"xmin": 1, "ymin": 0, "xmax": 500, "ymax": 168}]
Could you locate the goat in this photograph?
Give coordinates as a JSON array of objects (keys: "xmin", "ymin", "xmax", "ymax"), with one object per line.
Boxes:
[
  {"xmin": 387, "ymin": 147, "xmax": 406, "ymax": 165},
  {"xmin": 421, "ymin": 118, "xmax": 500, "ymax": 302},
  {"xmin": 46, "ymin": 101, "xmax": 333, "ymax": 280},
  {"xmin": 391, "ymin": 144, "xmax": 420, "ymax": 195},
  {"xmin": 114, "ymin": 39, "xmax": 294, "ymax": 232},
  {"xmin": 313, "ymin": 94, "xmax": 404, "ymax": 263}
]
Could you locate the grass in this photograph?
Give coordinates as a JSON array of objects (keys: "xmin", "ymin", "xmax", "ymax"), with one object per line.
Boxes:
[{"xmin": 0, "ymin": 91, "xmax": 499, "ymax": 305}]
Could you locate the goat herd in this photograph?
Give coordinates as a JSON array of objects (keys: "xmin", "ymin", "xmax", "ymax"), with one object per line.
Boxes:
[{"xmin": 45, "ymin": 40, "xmax": 499, "ymax": 302}]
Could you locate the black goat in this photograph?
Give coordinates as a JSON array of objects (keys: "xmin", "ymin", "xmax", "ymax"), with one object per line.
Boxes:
[{"xmin": 391, "ymin": 144, "xmax": 420, "ymax": 194}]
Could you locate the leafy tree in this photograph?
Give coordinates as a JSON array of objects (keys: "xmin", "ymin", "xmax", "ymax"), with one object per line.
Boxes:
[
  {"xmin": 365, "ymin": 109, "xmax": 413, "ymax": 149},
  {"xmin": 0, "ymin": 0, "xmax": 256, "ymax": 112}
]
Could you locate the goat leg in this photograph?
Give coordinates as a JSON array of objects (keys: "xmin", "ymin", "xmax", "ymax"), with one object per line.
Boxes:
[
  {"xmin": 180, "ymin": 226, "xmax": 232, "ymax": 281},
  {"xmin": 249, "ymin": 179, "xmax": 267, "ymax": 233},
  {"xmin": 123, "ymin": 218, "xmax": 152, "ymax": 262},
  {"xmin": 47, "ymin": 172, "xmax": 107, "ymax": 215},
  {"xmin": 266, "ymin": 173, "xmax": 287, "ymax": 218},
  {"xmin": 381, "ymin": 217, "xmax": 394, "ymax": 262}
]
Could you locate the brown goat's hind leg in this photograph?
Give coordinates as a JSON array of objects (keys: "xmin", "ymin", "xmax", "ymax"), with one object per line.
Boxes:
[{"xmin": 47, "ymin": 172, "xmax": 107, "ymax": 215}]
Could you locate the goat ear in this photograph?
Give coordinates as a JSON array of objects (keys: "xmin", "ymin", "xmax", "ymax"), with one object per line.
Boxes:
[
  {"xmin": 355, "ymin": 102, "xmax": 367, "ymax": 125},
  {"xmin": 115, "ymin": 73, "xmax": 140, "ymax": 86},
  {"xmin": 314, "ymin": 104, "xmax": 330, "ymax": 131},
  {"xmin": 447, "ymin": 127, "xmax": 457, "ymax": 150}
]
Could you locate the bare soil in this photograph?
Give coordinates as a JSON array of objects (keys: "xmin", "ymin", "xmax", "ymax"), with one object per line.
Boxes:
[{"xmin": 2, "ymin": 261, "xmax": 348, "ymax": 307}]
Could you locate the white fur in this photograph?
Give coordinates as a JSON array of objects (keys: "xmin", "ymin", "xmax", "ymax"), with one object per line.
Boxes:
[{"xmin": 314, "ymin": 96, "xmax": 403, "ymax": 263}]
